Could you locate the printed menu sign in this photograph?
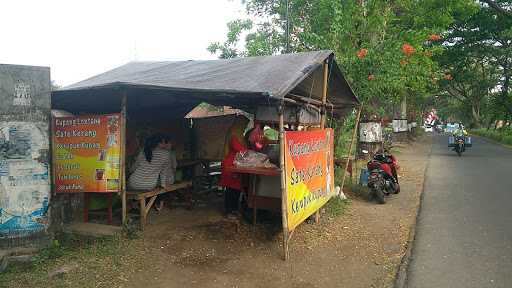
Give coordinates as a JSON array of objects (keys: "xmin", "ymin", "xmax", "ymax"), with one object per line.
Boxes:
[
  {"xmin": 284, "ymin": 129, "xmax": 335, "ymax": 231},
  {"xmin": 53, "ymin": 114, "xmax": 121, "ymax": 193}
]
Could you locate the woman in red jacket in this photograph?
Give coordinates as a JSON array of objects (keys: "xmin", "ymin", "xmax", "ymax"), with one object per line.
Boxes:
[{"xmin": 219, "ymin": 135, "xmax": 247, "ymax": 216}]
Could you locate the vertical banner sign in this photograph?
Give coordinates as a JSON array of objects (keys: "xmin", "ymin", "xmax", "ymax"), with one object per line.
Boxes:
[
  {"xmin": 285, "ymin": 128, "xmax": 334, "ymax": 231},
  {"xmin": 53, "ymin": 114, "xmax": 121, "ymax": 193}
]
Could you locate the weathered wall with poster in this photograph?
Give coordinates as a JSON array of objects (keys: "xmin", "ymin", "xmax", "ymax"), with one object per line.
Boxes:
[
  {"xmin": 392, "ymin": 119, "xmax": 408, "ymax": 133},
  {"xmin": 0, "ymin": 64, "xmax": 51, "ymax": 247},
  {"xmin": 359, "ymin": 122, "xmax": 383, "ymax": 143}
]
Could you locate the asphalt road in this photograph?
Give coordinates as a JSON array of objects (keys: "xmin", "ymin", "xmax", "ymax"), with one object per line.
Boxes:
[{"xmin": 406, "ymin": 134, "xmax": 512, "ymax": 288}]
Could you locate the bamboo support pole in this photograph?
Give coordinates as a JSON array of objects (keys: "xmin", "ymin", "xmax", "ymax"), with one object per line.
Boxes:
[
  {"xmin": 320, "ymin": 60, "xmax": 329, "ymax": 128},
  {"xmin": 340, "ymin": 105, "xmax": 363, "ymax": 195},
  {"xmin": 314, "ymin": 60, "xmax": 329, "ymax": 223},
  {"xmin": 279, "ymin": 105, "xmax": 290, "ymax": 260},
  {"xmin": 121, "ymin": 92, "xmax": 128, "ymax": 225}
]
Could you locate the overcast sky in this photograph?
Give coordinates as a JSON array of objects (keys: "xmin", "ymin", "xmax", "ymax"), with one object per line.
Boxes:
[{"xmin": 0, "ymin": 0, "xmax": 246, "ymax": 86}]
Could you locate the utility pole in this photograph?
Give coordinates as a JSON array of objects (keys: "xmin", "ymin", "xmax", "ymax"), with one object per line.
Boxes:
[{"xmin": 285, "ymin": 0, "xmax": 290, "ymax": 53}]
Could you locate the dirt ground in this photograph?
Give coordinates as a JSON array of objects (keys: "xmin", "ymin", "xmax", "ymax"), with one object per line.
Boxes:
[{"xmin": 1, "ymin": 135, "xmax": 432, "ymax": 288}]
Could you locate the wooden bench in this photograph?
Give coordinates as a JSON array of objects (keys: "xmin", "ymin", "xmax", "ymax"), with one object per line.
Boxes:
[{"xmin": 126, "ymin": 181, "xmax": 193, "ymax": 230}]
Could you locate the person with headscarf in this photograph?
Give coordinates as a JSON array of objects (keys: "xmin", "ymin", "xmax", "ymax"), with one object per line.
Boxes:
[{"xmin": 220, "ymin": 119, "xmax": 248, "ymax": 217}]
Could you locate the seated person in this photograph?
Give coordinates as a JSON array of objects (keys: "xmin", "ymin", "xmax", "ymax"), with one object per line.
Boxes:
[{"xmin": 128, "ymin": 133, "xmax": 175, "ymax": 211}]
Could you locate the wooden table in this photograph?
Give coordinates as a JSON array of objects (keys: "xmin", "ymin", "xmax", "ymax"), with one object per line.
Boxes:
[
  {"xmin": 226, "ymin": 166, "xmax": 280, "ymax": 177},
  {"xmin": 226, "ymin": 166, "xmax": 281, "ymax": 224},
  {"xmin": 177, "ymin": 159, "xmax": 201, "ymax": 169}
]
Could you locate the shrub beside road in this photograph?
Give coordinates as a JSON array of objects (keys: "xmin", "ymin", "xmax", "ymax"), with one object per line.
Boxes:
[{"xmin": 471, "ymin": 128, "xmax": 512, "ymax": 146}]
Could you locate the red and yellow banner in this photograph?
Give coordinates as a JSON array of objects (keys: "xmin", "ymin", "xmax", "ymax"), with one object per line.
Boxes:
[
  {"xmin": 284, "ymin": 129, "xmax": 334, "ymax": 231},
  {"xmin": 53, "ymin": 114, "xmax": 122, "ymax": 193}
]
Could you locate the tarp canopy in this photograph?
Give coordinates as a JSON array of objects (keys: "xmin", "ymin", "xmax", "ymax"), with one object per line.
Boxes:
[{"xmin": 52, "ymin": 51, "xmax": 359, "ymax": 119}]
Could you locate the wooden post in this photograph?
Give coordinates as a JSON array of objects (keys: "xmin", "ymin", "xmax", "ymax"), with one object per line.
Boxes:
[
  {"xmin": 50, "ymin": 115, "xmax": 57, "ymax": 197},
  {"xmin": 320, "ymin": 60, "xmax": 329, "ymax": 128},
  {"xmin": 139, "ymin": 198, "xmax": 146, "ymax": 230},
  {"xmin": 83, "ymin": 192, "xmax": 89, "ymax": 223},
  {"xmin": 107, "ymin": 193, "xmax": 113, "ymax": 225},
  {"xmin": 121, "ymin": 91, "xmax": 128, "ymax": 225},
  {"xmin": 251, "ymin": 177, "xmax": 257, "ymax": 225},
  {"xmin": 315, "ymin": 59, "xmax": 329, "ymax": 223},
  {"xmin": 279, "ymin": 105, "xmax": 290, "ymax": 260},
  {"xmin": 340, "ymin": 105, "xmax": 363, "ymax": 195}
]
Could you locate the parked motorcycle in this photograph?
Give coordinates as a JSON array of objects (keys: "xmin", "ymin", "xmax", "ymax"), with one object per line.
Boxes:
[{"xmin": 366, "ymin": 152, "xmax": 400, "ymax": 204}]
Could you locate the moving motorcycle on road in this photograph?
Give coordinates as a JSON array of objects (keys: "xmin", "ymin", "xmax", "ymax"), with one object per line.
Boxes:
[
  {"xmin": 366, "ymin": 151, "xmax": 400, "ymax": 204},
  {"xmin": 448, "ymin": 123, "xmax": 472, "ymax": 157},
  {"xmin": 448, "ymin": 135, "xmax": 472, "ymax": 156},
  {"xmin": 454, "ymin": 136, "xmax": 465, "ymax": 156}
]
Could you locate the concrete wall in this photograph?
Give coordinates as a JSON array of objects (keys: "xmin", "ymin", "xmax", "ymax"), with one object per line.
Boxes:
[{"xmin": 0, "ymin": 64, "xmax": 52, "ymax": 247}]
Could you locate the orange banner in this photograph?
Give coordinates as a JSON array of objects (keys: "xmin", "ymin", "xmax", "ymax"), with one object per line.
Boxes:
[
  {"xmin": 284, "ymin": 129, "xmax": 334, "ymax": 231},
  {"xmin": 53, "ymin": 114, "xmax": 122, "ymax": 193}
]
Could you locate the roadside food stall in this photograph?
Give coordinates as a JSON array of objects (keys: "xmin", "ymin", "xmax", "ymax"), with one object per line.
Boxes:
[{"xmin": 51, "ymin": 50, "xmax": 359, "ymax": 259}]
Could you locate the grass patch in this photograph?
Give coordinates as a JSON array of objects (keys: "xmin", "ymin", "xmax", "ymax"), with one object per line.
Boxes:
[
  {"xmin": 412, "ymin": 127, "xmax": 425, "ymax": 138},
  {"xmin": 325, "ymin": 197, "xmax": 351, "ymax": 217},
  {"xmin": 471, "ymin": 127, "xmax": 512, "ymax": 146},
  {"xmin": 345, "ymin": 182, "xmax": 370, "ymax": 199},
  {"xmin": 32, "ymin": 239, "xmax": 70, "ymax": 265},
  {"xmin": 0, "ymin": 234, "xmax": 129, "ymax": 288}
]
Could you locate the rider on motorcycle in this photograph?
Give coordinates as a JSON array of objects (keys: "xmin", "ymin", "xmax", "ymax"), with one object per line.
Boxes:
[
  {"xmin": 452, "ymin": 122, "xmax": 468, "ymax": 152},
  {"xmin": 453, "ymin": 122, "xmax": 467, "ymax": 138}
]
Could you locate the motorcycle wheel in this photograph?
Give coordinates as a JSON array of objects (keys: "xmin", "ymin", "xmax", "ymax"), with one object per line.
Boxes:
[
  {"xmin": 372, "ymin": 188, "xmax": 386, "ymax": 204},
  {"xmin": 394, "ymin": 182, "xmax": 400, "ymax": 194}
]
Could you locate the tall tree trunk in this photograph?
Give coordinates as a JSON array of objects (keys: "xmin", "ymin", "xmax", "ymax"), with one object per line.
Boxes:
[
  {"xmin": 401, "ymin": 94, "xmax": 407, "ymax": 119},
  {"xmin": 472, "ymin": 104, "xmax": 481, "ymax": 128},
  {"xmin": 502, "ymin": 63, "xmax": 512, "ymax": 114}
]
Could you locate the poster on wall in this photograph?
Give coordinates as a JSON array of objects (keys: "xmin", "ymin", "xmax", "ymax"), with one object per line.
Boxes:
[
  {"xmin": 0, "ymin": 122, "xmax": 50, "ymax": 235},
  {"xmin": 284, "ymin": 129, "xmax": 335, "ymax": 232},
  {"xmin": 392, "ymin": 119, "xmax": 408, "ymax": 132},
  {"xmin": 53, "ymin": 114, "xmax": 122, "ymax": 193},
  {"xmin": 359, "ymin": 122, "xmax": 383, "ymax": 143},
  {"xmin": 0, "ymin": 64, "xmax": 51, "ymax": 236}
]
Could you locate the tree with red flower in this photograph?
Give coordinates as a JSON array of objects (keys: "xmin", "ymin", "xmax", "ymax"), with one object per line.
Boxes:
[
  {"xmin": 402, "ymin": 43, "xmax": 415, "ymax": 56},
  {"xmin": 357, "ymin": 48, "xmax": 368, "ymax": 58},
  {"xmin": 428, "ymin": 34, "xmax": 441, "ymax": 41}
]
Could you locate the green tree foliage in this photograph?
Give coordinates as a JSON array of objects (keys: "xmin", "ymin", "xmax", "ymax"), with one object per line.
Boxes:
[
  {"xmin": 438, "ymin": 0, "xmax": 512, "ymax": 127},
  {"xmin": 209, "ymin": 0, "xmax": 473, "ymax": 119},
  {"xmin": 207, "ymin": 19, "xmax": 253, "ymax": 59}
]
